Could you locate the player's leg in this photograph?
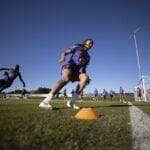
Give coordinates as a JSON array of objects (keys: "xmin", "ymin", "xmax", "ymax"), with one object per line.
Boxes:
[
  {"xmin": 0, "ymin": 81, "xmax": 9, "ymax": 99},
  {"xmin": 64, "ymin": 94, "xmax": 67, "ymax": 101},
  {"xmin": 0, "ymin": 79, "xmax": 5, "ymax": 91},
  {"xmin": 68, "ymin": 73, "xmax": 89, "ymax": 109},
  {"xmin": 94, "ymin": 94, "xmax": 97, "ymax": 101},
  {"xmin": 51, "ymin": 69, "xmax": 71, "ymax": 95},
  {"xmin": 39, "ymin": 68, "xmax": 71, "ymax": 109},
  {"xmin": 76, "ymin": 73, "xmax": 89, "ymax": 94},
  {"xmin": 120, "ymin": 94, "xmax": 122, "ymax": 102},
  {"xmin": 0, "ymin": 87, "xmax": 3, "ymax": 93},
  {"xmin": 123, "ymin": 94, "xmax": 127, "ymax": 103},
  {"xmin": 0, "ymin": 85, "xmax": 3, "ymax": 98},
  {"xmin": 97, "ymin": 95, "xmax": 99, "ymax": 101},
  {"xmin": 0, "ymin": 80, "xmax": 9, "ymax": 94}
]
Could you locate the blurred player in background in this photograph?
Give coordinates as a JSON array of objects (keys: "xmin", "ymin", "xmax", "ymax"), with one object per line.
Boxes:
[
  {"xmin": 102, "ymin": 89, "xmax": 107, "ymax": 100},
  {"xmin": 71, "ymin": 89, "xmax": 75, "ymax": 98},
  {"xmin": 93, "ymin": 88, "xmax": 99, "ymax": 100},
  {"xmin": 119, "ymin": 86, "xmax": 126, "ymax": 103},
  {"xmin": 137, "ymin": 87, "xmax": 142, "ymax": 101},
  {"xmin": 80, "ymin": 90, "xmax": 84, "ymax": 100},
  {"xmin": 0, "ymin": 64, "xmax": 26, "ymax": 93},
  {"xmin": 22, "ymin": 88, "xmax": 27, "ymax": 99},
  {"xmin": 109, "ymin": 90, "xmax": 114, "ymax": 100},
  {"xmin": 39, "ymin": 39, "xmax": 93, "ymax": 109},
  {"xmin": 63, "ymin": 88, "xmax": 68, "ymax": 101}
]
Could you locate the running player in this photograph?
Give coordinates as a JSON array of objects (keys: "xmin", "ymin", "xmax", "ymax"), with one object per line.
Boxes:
[
  {"xmin": 63, "ymin": 88, "xmax": 68, "ymax": 101},
  {"xmin": 93, "ymin": 88, "xmax": 99, "ymax": 100},
  {"xmin": 137, "ymin": 87, "xmax": 142, "ymax": 101},
  {"xmin": 109, "ymin": 90, "xmax": 114, "ymax": 100},
  {"xmin": 39, "ymin": 39, "xmax": 93, "ymax": 109},
  {"xmin": 80, "ymin": 90, "xmax": 84, "ymax": 100},
  {"xmin": 102, "ymin": 89, "xmax": 107, "ymax": 100},
  {"xmin": 119, "ymin": 86, "xmax": 126, "ymax": 103},
  {"xmin": 0, "ymin": 65, "xmax": 26, "ymax": 92}
]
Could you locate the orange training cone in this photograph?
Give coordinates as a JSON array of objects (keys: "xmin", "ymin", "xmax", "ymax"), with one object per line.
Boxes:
[{"xmin": 74, "ymin": 108, "xmax": 100, "ymax": 120}]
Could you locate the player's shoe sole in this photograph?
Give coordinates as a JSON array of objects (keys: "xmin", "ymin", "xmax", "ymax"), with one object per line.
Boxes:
[{"xmin": 39, "ymin": 102, "xmax": 52, "ymax": 110}]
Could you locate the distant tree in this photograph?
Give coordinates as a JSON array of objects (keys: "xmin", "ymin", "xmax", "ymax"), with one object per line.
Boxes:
[
  {"xmin": 8, "ymin": 90, "xmax": 22, "ymax": 94},
  {"xmin": 8, "ymin": 90, "xmax": 30, "ymax": 94},
  {"xmin": 34, "ymin": 87, "xmax": 51, "ymax": 94}
]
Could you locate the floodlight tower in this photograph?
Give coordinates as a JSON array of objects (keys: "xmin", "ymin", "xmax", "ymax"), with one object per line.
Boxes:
[{"xmin": 130, "ymin": 27, "xmax": 147, "ymax": 101}]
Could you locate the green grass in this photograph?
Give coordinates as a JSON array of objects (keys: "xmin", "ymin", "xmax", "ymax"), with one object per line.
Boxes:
[
  {"xmin": 0, "ymin": 99, "xmax": 132, "ymax": 150},
  {"xmin": 132, "ymin": 101, "xmax": 150, "ymax": 117}
]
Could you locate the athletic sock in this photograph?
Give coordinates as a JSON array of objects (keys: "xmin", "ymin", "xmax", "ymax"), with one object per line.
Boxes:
[
  {"xmin": 43, "ymin": 93, "xmax": 53, "ymax": 103},
  {"xmin": 70, "ymin": 92, "xmax": 78, "ymax": 106}
]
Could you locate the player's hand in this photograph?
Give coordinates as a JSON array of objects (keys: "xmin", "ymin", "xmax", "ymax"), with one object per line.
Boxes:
[{"xmin": 58, "ymin": 57, "xmax": 65, "ymax": 63}]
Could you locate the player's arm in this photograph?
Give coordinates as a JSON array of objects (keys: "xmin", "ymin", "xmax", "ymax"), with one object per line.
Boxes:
[
  {"xmin": 58, "ymin": 48, "xmax": 74, "ymax": 63},
  {"xmin": 18, "ymin": 72, "xmax": 26, "ymax": 87},
  {"xmin": 0, "ymin": 68, "xmax": 9, "ymax": 71},
  {"xmin": 82, "ymin": 66, "xmax": 87, "ymax": 73}
]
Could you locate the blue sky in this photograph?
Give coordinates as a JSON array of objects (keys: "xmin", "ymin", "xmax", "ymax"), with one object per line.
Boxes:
[{"xmin": 0, "ymin": 0, "xmax": 150, "ymax": 93}]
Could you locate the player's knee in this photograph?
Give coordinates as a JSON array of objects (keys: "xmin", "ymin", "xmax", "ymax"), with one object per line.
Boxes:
[
  {"xmin": 81, "ymin": 75, "xmax": 89, "ymax": 83},
  {"xmin": 61, "ymin": 77, "xmax": 70, "ymax": 83}
]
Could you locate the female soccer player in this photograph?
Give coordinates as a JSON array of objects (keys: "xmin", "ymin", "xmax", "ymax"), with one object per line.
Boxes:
[
  {"xmin": 39, "ymin": 39, "xmax": 93, "ymax": 109},
  {"xmin": 119, "ymin": 86, "xmax": 126, "ymax": 103},
  {"xmin": 93, "ymin": 88, "xmax": 99, "ymax": 101},
  {"xmin": 0, "ymin": 64, "xmax": 26, "ymax": 92}
]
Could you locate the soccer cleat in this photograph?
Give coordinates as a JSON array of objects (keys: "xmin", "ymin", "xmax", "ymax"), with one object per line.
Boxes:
[
  {"xmin": 39, "ymin": 102, "xmax": 52, "ymax": 109},
  {"xmin": 73, "ymin": 104, "xmax": 80, "ymax": 109},
  {"xmin": 67, "ymin": 101, "xmax": 79, "ymax": 109},
  {"xmin": 67, "ymin": 101, "xmax": 71, "ymax": 107}
]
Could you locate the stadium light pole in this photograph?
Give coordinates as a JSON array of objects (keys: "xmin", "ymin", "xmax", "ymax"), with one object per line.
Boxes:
[
  {"xmin": 129, "ymin": 27, "xmax": 147, "ymax": 101},
  {"xmin": 129, "ymin": 27, "xmax": 142, "ymax": 79}
]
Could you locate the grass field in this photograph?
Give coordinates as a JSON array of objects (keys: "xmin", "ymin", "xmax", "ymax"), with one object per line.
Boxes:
[
  {"xmin": 133, "ymin": 102, "xmax": 150, "ymax": 117},
  {"xmin": 0, "ymin": 98, "xmax": 149, "ymax": 150}
]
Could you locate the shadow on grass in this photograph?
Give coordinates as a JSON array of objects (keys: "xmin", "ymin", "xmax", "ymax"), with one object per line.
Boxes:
[
  {"xmin": 52, "ymin": 107, "xmax": 71, "ymax": 110},
  {"xmin": 48, "ymin": 104, "xmax": 132, "ymax": 111},
  {"xmin": 108, "ymin": 104, "xmax": 130, "ymax": 107},
  {"xmin": 133, "ymin": 102, "xmax": 150, "ymax": 106},
  {"xmin": 91, "ymin": 104, "xmax": 131, "ymax": 108}
]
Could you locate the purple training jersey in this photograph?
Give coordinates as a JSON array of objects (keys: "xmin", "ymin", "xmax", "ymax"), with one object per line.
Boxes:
[
  {"xmin": 3, "ymin": 73, "xmax": 9, "ymax": 81},
  {"xmin": 7, "ymin": 68, "xmax": 19, "ymax": 83},
  {"xmin": 69, "ymin": 44, "xmax": 90, "ymax": 69},
  {"xmin": 120, "ymin": 87, "xmax": 124, "ymax": 94},
  {"xmin": 8, "ymin": 69, "xmax": 16, "ymax": 79}
]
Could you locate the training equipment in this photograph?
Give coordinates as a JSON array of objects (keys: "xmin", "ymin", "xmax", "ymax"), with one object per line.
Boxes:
[
  {"xmin": 134, "ymin": 75, "xmax": 150, "ymax": 102},
  {"xmin": 39, "ymin": 102, "xmax": 52, "ymax": 109},
  {"xmin": 74, "ymin": 108, "xmax": 100, "ymax": 120}
]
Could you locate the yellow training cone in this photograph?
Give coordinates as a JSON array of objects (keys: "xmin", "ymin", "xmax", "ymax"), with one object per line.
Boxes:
[{"xmin": 74, "ymin": 108, "xmax": 100, "ymax": 120}]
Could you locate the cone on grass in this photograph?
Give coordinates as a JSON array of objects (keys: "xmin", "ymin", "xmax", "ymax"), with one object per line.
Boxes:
[{"xmin": 74, "ymin": 108, "xmax": 100, "ymax": 120}]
